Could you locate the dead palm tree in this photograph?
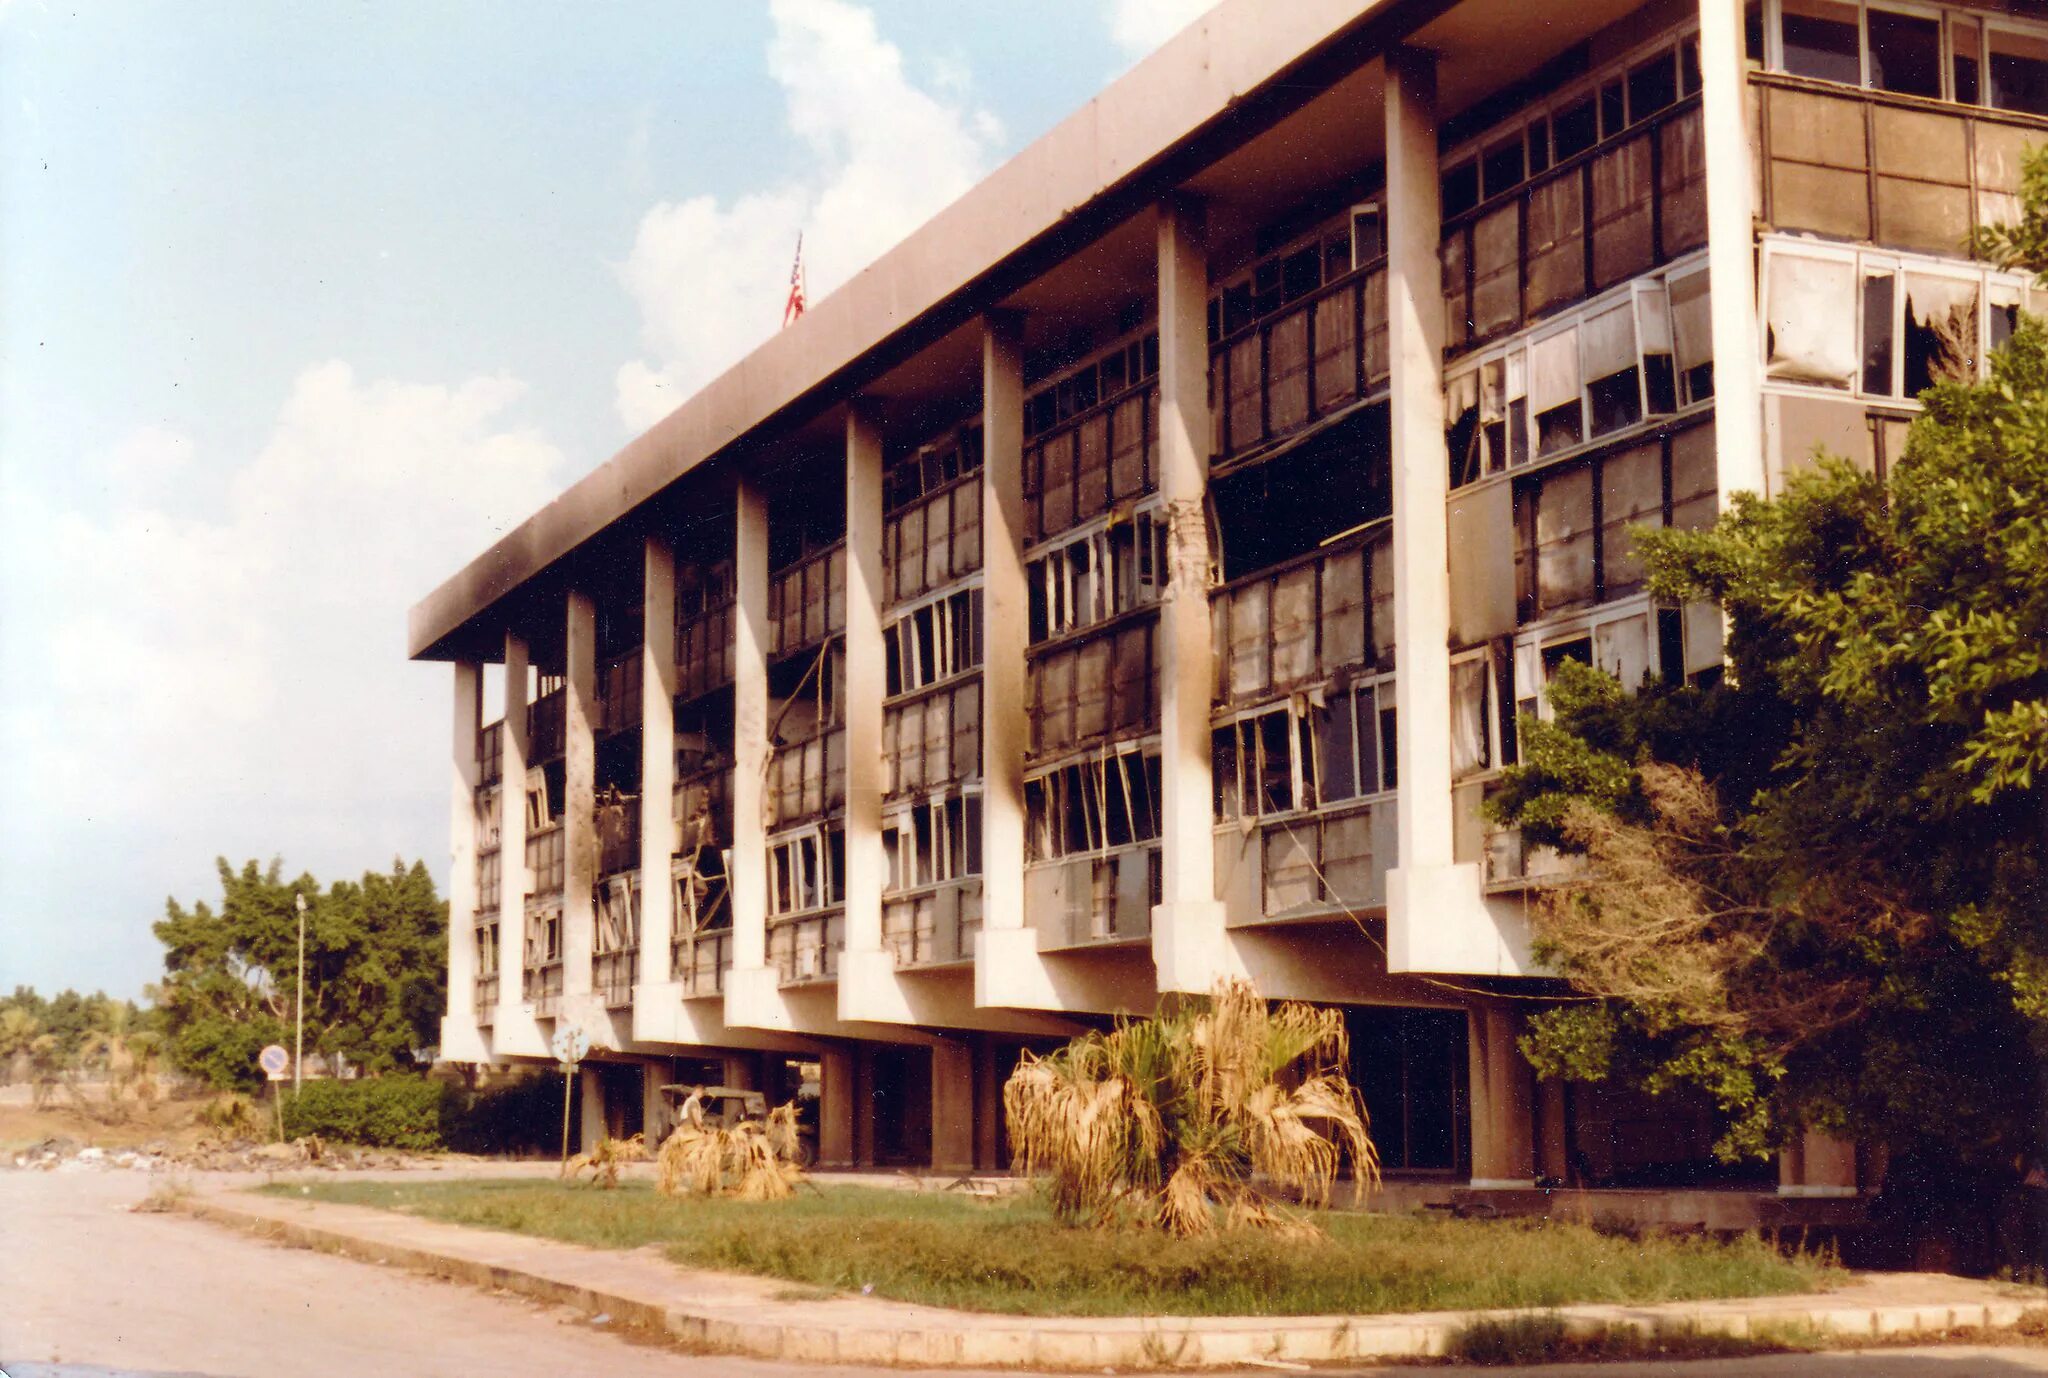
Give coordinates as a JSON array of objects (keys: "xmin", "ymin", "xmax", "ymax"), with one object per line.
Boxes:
[
  {"xmin": 655, "ymin": 1090, "xmax": 806, "ymax": 1201},
  {"xmin": 1004, "ymin": 979, "xmax": 1379, "ymax": 1236}
]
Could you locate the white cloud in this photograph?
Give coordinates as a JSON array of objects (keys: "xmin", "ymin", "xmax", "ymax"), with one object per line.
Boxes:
[
  {"xmin": 1106, "ymin": 0, "xmax": 1213, "ymax": 57},
  {"xmin": 612, "ymin": 0, "xmax": 1001, "ymax": 432},
  {"xmin": 0, "ymin": 364, "xmax": 564, "ymax": 950}
]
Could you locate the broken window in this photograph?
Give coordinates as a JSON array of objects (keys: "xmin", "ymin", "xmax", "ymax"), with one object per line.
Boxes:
[
  {"xmin": 1766, "ymin": 253, "xmax": 1857, "ymax": 389},
  {"xmin": 1582, "ymin": 300, "xmax": 1643, "ymax": 437},
  {"xmin": 884, "ymin": 588, "xmax": 982, "ymax": 695},
  {"xmin": 524, "ymin": 903, "xmax": 562, "ymax": 966},
  {"xmin": 1901, "ymin": 274, "xmax": 1980, "ymax": 394},
  {"xmin": 1990, "ymin": 25, "xmax": 2048, "ymax": 115},
  {"xmin": 1868, "ymin": 7, "xmax": 1942, "ymax": 97},
  {"xmin": 477, "ymin": 850, "xmax": 501, "ymax": 913},
  {"xmin": 1598, "ymin": 440, "xmax": 1664, "ymax": 598},
  {"xmin": 593, "ymin": 876, "xmax": 641, "ymax": 955},
  {"xmin": 1029, "ymin": 623, "xmax": 1155, "ymax": 757},
  {"xmin": 1669, "ymin": 270, "xmax": 1713, "ymax": 405},
  {"xmin": 1782, "ymin": 0, "xmax": 1861, "ymax": 84},
  {"xmin": 768, "ymin": 826, "xmax": 843, "ymax": 917},
  {"xmin": 1531, "ymin": 328, "xmax": 1583, "ymax": 456},
  {"xmin": 1211, "ymin": 705, "xmax": 1320, "ymax": 820},
  {"xmin": 1450, "ymin": 651, "xmax": 1498, "ymax": 779},
  {"xmin": 1025, "ymin": 754, "xmax": 1161, "ymax": 862},
  {"xmin": 1308, "ymin": 678, "xmax": 1396, "ymax": 807}
]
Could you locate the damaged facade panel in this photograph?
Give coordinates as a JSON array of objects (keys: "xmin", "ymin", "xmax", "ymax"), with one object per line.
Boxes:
[{"xmin": 882, "ymin": 418, "xmax": 988, "ymax": 972}]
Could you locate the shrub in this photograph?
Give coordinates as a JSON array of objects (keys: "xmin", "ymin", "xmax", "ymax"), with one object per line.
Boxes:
[
  {"xmin": 444, "ymin": 1071, "xmax": 567, "ymax": 1156},
  {"xmin": 281, "ymin": 1075, "xmax": 452, "ymax": 1150}
]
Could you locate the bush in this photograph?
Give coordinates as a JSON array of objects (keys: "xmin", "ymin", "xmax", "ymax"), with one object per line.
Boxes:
[
  {"xmin": 281, "ymin": 1076, "xmax": 452, "ymax": 1150},
  {"xmin": 443, "ymin": 1071, "xmax": 568, "ymax": 1156}
]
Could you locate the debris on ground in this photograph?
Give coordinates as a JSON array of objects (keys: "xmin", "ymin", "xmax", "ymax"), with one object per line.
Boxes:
[{"xmin": 7, "ymin": 1134, "xmax": 424, "ymax": 1174}]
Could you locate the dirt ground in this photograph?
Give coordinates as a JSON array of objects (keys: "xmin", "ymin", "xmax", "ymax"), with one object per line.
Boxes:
[{"xmin": 0, "ymin": 1080, "xmax": 232, "ymax": 1155}]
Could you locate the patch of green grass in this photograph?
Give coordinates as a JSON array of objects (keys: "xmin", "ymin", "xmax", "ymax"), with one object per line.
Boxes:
[
  {"xmin": 1446, "ymin": 1313, "xmax": 1829, "ymax": 1366},
  {"xmin": 261, "ymin": 1180, "xmax": 1830, "ymax": 1318}
]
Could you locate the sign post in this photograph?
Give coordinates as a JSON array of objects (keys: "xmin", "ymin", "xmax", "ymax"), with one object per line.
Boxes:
[
  {"xmin": 259, "ymin": 1043, "xmax": 291, "ymax": 1142},
  {"xmin": 550, "ymin": 1025, "xmax": 590, "ymax": 1176}
]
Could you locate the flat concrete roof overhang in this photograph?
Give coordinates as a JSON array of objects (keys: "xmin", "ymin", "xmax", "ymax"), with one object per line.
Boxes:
[{"xmin": 409, "ymin": 0, "xmax": 1648, "ymax": 662}]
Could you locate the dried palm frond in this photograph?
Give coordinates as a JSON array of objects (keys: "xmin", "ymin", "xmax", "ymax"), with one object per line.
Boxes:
[
  {"xmin": 1003, "ymin": 978, "xmax": 1382, "ymax": 1235},
  {"xmin": 654, "ymin": 1092, "xmax": 808, "ymax": 1201},
  {"xmin": 566, "ymin": 1132, "xmax": 646, "ymax": 1188}
]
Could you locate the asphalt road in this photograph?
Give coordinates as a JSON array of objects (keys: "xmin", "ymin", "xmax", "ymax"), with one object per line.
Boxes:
[{"xmin": 4, "ymin": 1168, "xmax": 2045, "ymax": 1378}]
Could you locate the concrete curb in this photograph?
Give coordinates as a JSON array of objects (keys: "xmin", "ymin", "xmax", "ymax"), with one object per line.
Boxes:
[{"xmin": 175, "ymin": 1192, "xmax": 2045, "ymax": 1370}]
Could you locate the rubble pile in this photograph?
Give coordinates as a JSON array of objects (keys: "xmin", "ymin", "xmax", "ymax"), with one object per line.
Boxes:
[{"xmin": 8, "ymin": 1135, "xmax": 421, "ymax": 1173}]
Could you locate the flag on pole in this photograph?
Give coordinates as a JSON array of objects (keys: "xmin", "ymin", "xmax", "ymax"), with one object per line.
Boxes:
[{"xmin": 782, "ymin": 234, "xmax": 806, "ymax": 327}]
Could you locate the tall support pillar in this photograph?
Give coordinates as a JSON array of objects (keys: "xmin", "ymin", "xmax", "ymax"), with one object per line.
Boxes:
[
  {"xmin": 1385, "ymin": 45, "xmax": 1456, "ymax": 928},
  {"xmin": 442, "ymin": 660, "xmax": 487, "ymax": 1059},
  {"xmin": 579, "ymin": 1066, "xmax": 605, "ymax": 1153},
  {"xmin": 1699, "ymin": 0, "xmax": 1765, "ymax": 503},
  {"xmin": 726, "ymin": 480, "xmax": 774, "ymax": 1003},
  {"xmin": 1467, "ymin": 1004, "xmax": 1536, "ymax": 1188},
  {"xmin": 1151, "ymin": 194, "xmax": 1235, "ymax": 993},
  {"xmin": 639, "ymin": 537, "xmax": 679, "ymax": 988},
  {"xmin": 975, "ymin": 310, "xmax": 1039, "ymax": 1002},
  {"xmin": 563, "ymin": 590, "xmax": 599, "ymax": 1004},
  {"xmin": 840, "ymin": 406, "xmax": 888, "ymax": 972},
  {"xmin": 498, "ymin": 634, "xmax": 531, "ymax": 1022}
]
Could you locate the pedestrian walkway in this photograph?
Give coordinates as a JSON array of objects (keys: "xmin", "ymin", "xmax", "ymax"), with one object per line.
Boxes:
[{"xmin": 178, "ymin": 1185, "xmax": 2046, "ymax": 1370}]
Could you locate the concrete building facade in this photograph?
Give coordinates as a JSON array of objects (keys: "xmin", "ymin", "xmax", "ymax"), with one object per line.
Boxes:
[{"xmin": 417, "ymin": 0, "xmax": 2048, "ymax": 1198}]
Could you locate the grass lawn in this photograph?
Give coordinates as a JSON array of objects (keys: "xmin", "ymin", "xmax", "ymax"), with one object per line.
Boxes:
[{"xmin": 263, "ymin": 1179, "xmax": 1832, "ymax": 1318}]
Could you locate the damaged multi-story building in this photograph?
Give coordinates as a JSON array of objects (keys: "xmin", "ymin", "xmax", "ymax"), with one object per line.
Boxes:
[{"xmin": 417, "ymin": 0, "xmax": 2048, "ymax": 1207}]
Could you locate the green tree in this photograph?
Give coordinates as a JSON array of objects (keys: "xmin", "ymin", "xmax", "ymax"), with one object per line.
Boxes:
[
  {"xmin": 153, "ymin": 858, "xmax": 447, "ymax": 1089},
  {"xmin": 1489, "ymin": 316, "xmax": 2048, "ymax": 1180}
]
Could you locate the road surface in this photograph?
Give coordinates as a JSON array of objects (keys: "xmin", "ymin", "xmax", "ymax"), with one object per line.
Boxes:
[{"xmin": 3, "ymin": 1168, "xmax": 2044, "ymax": 1377}]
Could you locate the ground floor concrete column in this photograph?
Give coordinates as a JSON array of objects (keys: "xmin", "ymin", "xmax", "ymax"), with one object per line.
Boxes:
[
  {"xmin": 1150, "ymin": 193, "xmax": 1236, "ymax": 996},
  {"xmin": 642, "ymin": 1061, "xmax": 670, "ymax": 1144},
  {"xmin": 818, "ymin": 1047, "xmax": 857, "ymax": 1168},
  {"xmin": 563, "ymin": 589, "xmax": 599, "ymax": 1006},
  {"xmin": 1779, "ymin": 1129, "xmax": 1860, "ymax": 1197},
  {"xmin": 930, "ymin": 1039, "xmax": 975, "ymax": 1173},
  {"xmin": 1467, "ymin": 1004, "xmax": 1536, "ymax": 1188},
  {"xmin": 578, "ymin": 1066, "xmax": 605, "ymax": 1154},
  {"xmin": 974, "ymin": 1039, "xmax": 1003, "ymax": 1171},
  {"xmin": 442, "ymin": 660, "xmax": 485, "ymax": 1058},
  {"xmin": 1536, "ymin": 1077, "xmax": 1571, "ymax": 1184},
  {"xmin": 638, "ymin": 536, "xmax": 678, "ymax": 987}
]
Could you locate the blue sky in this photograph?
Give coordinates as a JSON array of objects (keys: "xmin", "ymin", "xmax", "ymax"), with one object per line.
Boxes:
[{"xmin": 0, "ymin": 0, "xmax": 1210, "ymax": 999}]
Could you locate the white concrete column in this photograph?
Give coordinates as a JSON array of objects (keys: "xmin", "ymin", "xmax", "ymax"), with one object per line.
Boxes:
[
  {"xmin": 1151, "ymin": 194, "xmax": 1236, "ymax": 994},
  {"xmin": 978, "ymin": 311, "xmax": 1028, "ymax": 947},
  {"xmin": 639, "ymin": 537, "xmax": 678, "ymax": 987},
  {"xmin": 840, "ymin": 406, "xmax": 887, "ymax": 963},
  {"xmin": 579, "ymin": 1066, "xmax": 605, "ymax": 1153},
  {"xmin": 1467, "ymin": 1004, "xmax": 1536, "ymax": 1189},
  {"xmin": 441, "ymin": 660, "xmax": 486, "ymax": 1059},
  {"xmin": 1386, "ymin": 46, "xmax": 1454, "ymax": 894},
  {"xmin": 972, "ymin": 310, "xmax": 1060, "ymax": 1009},
  {"xmin": 498, "ymin": 634, "xmax": 531, "ymax": 1015},
  {"xmin": 729, "ymin": 480, "xmax": 772, "ymax": 978},
  {"xmin": 563, "ymin": 590, "xmax": 598, "ymax": 1002},
  {"xmin": 1699, "ymin": 0, "xmax": 1765, "ymax": 503}
]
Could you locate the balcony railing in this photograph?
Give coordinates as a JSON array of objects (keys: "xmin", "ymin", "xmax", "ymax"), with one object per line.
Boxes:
[
  {"xmin": 524, "ymin": 960, "xmax": 563, "ymax": 1016},
  {"xmin": 1219, "ymin": 797, "xmax": 1391, "ymax": 928},
  {"xmin": 594, "ymin": 948, "xmax": 638, "ymax": 1008},
  {"xmin": 675, "ymin": 926, "xmax": 730, "ymax": 998},
  {"xmin": 473, "ymin": 973, "xmax": 499, "ymax": 1019},
  {"xmin": 881, "ymin": 880, "xmax": 980, "ymax": 969},
  {"xmin": 769, "ymin": 910, "xmax": 842, "ymax": 986},
  {"xmin": 1022, "ymin": 384, "xmax": 1157, "ymax": 545},
  {"xmin": 1210, "ymin": 265, "xmax": 1388, "ymax": 465},
  {"xmin": 769, "ymin": 544, "xmax": 846, "ymax": 659},
  {"xmin": 598, "ymin": 650, "xmax": 642, "ymax": 735},
  {"xmin": 526, "ymin": 824, "xmax": 565, "ymax": 896},
  {"xmin": 527, "ymin": 689, "xmax": 566, "ymax": 764},
  {"xmin": 1028, "ymin": 846, "xmax": 1158, "ymax": 951},
  {"xmin": 477, "ymin": 720, "xmax": 504, "ymax": 787},
  {"xmin": 1210, "ymin": 529, "xmax": 1392, "ymax": 708},
  {"xmin": 1439, "ymin": 97, "xmax": 1705, "ymax": 359},
  {"xmin": 677, "ymin": 599, "xmax": 736, "ymax": 703},
  {"xmin": 1457, "ymin": 777, "xmax": 1574, "ymax": 892}
]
